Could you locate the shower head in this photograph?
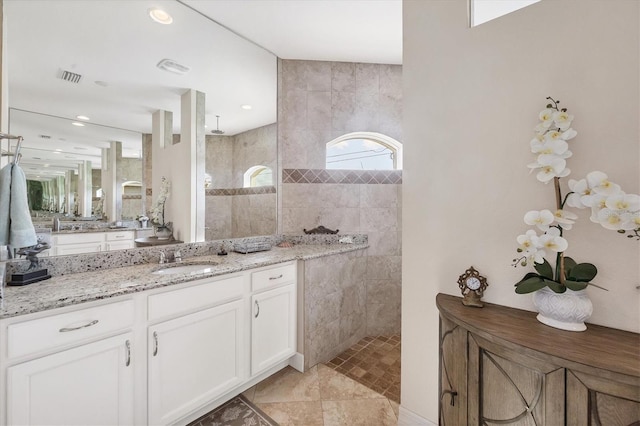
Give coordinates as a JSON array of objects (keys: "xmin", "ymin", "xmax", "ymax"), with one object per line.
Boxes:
[{"xmin": 211, "ymin": 115, "xmax": 225, "ymax": 135}]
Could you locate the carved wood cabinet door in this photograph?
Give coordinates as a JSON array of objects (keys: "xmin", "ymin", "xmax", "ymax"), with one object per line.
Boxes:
[
  {"xmin": 439, "ymin": 316, "xmax": 467, "ymax": 425},
  {"xmin": 467, "ymin": 334, "xmax": 565, "ymax": 426},
  {"xmin": 566, "ymin": 370, "xmax": 640, "ymax": 426}
]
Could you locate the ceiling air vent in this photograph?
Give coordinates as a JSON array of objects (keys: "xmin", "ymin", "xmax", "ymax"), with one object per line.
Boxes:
[
  {"xmin": 38, "ymin": 134, "xmax": 52, "ymax": 139},
  {"xmin": 156, "ymin": 59, "xmax": 190, "ymax": 75},
  {"xmin": 58, "ymin": 69, "xmax": 83, "ymax": 83}
]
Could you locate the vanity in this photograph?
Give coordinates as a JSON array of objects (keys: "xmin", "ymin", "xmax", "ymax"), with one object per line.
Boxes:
[{"xmin": 0, "ymin": 241, "xmax": 366, "ymax": 426}]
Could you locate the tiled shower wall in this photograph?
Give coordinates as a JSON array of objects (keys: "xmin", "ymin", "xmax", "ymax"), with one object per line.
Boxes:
[
  {"xmin": 205, "ymin": 124, "xmax": 277, "ymax": 239},
  {"xmin": 278, "ymin": 59, "xmax": 402, "ymax": 335}
]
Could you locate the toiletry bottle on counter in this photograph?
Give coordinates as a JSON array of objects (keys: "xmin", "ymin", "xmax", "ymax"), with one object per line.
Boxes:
[{"xmin": 52, "ymin": 216, "xmax": 60, "ymax": 231}]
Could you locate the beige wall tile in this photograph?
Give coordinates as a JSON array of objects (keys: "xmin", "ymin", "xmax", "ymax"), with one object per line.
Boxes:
[
  {"xmin": 307, "ymin": 91, "xmax": 332, "ymax": 131},
  {"xmin": 366, "ymin": 256, "xmax": 402, "ymax": 280},
  {"xmin": 331, "ymin": 62, "xmax": 356, "ymax": 93},
  {"xmin": 306, "ymin": 61, "xmax": 332, "ymax": 91}
]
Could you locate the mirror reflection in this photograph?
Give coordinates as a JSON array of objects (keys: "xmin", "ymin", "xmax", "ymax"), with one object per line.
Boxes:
[{"xmin": 4, "ymin": 0, "xmax": 277, "ymax": 255}]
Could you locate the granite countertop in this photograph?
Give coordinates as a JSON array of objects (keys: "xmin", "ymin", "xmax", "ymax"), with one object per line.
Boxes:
[{"xmin": 0, "ymin": 243, "xmax": 367, "ymax": 320}]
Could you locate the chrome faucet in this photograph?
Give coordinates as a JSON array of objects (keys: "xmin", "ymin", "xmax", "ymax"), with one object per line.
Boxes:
[{"xmin": 159, "ymin": 251, "xmax": 166, "ymax": 264}]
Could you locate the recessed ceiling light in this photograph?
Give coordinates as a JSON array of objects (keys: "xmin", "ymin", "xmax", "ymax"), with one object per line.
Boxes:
[
  {"xmin": 73, "ymin": 146, "xmax": 88, "ymax": 150},
  {"xmin": 241, "ymin": 104, "xmax": 253, "ymax": 110},
  {"xmin": 76, "ymin": 115, "xmax": 90, "ymax": 121},
  {"xmin": 72, "ymin": 122, "xmax": 85, "ymax": 127},
  {"xmin": 53, "ymin": 151, "xmax": 61, "ymax": 154},
  {"xmin": 149, "ymin": 8, "xmax": 173, "ymax": 25}
]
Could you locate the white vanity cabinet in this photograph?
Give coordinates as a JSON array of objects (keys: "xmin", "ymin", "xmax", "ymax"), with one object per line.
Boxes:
[
  {"xmin": 250, "ymin": 263, "xmax": 297, "ymax": 376},
  {"xmin": 0, "ymin": 260, "xmax": 299, "ymax": 426},
  {"xmin": 51, "ymin": 230, "xmax": 135, "ymax": 255},
  {"xmin": 1, "ymin": 300, "xmax": 136, "ymax": 426},
  {"xmin": 147, "ymin": 274, "xmax": 248, "ymax": 426}
]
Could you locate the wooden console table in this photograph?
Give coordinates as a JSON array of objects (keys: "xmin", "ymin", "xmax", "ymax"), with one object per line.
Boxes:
[{"xmin": 436, "ymin": 293, "xmax": 640, "ymax": 425}]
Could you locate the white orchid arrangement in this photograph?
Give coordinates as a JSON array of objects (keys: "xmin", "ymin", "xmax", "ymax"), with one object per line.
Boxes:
[
  {"xmin": 150, "ymin": 176, "xmax": 171, "ymax": 229},
  {"xmin": 513, "ymin": 97, "xmax": 640, "ymax": 294}
]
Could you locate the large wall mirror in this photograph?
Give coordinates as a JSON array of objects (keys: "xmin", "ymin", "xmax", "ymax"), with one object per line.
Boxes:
[{"xmin": 4, "ymin": 0, "xmax": 277, "ymax": 254}]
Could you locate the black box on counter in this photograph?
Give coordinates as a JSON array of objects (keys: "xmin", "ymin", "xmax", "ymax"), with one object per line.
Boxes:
[{"xmin": 8, "ymin": 269, "xmax": 51, "ymax": 286}]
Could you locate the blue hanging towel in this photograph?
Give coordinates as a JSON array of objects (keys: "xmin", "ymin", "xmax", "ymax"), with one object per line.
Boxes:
[{"xmin": 0, "ymin": 163, "xmax": 37, "ymax": 249}]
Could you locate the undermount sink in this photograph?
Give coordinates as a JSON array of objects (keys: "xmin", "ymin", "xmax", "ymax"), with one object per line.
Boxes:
[{"xmin": 152, "ymin": 263, "xmax": 218, "ymax": 275}]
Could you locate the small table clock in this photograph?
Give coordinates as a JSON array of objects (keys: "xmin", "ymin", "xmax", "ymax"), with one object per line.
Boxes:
[{"xmin": 457, "ymin": 266, "xmax": 488, "ymax": 307}]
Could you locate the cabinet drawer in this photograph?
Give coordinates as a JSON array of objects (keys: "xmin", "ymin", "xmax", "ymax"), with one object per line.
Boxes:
[
  {"xmin": 148, "ymin": 274, "xmax": 246, "ymax": 321},
  {"xmin": 7, "ymin": 300, "xmax": 134, "ymax": 359},
  {"xmin": 251, "ymin": 262, "xmax": 296, "ymax": 292},
  {"xmin": 54, "ymin": 233, "xmax": 104, "ymax": 245},
  {"xmin": 105, "ymin": 231, "xmax": 134, "ymax": 241}
]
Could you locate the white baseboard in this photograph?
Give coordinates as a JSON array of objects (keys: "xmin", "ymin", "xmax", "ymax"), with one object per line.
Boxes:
[
  {"xmin": 288, "ymin": 352, "xmax": 304, "ymax": 372},
  {"xmin": 397, "ymin": 406, "xmax": 437, "ymax": 426}
]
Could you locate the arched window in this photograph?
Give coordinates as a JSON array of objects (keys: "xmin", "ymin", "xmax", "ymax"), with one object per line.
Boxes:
[
  {"xmin": 243, "ymin": 165, "xmax": 273, "ymax": 188},
  {"xmin": 326, "ymin": 132, "xmax": 402, "ymax": 170}
]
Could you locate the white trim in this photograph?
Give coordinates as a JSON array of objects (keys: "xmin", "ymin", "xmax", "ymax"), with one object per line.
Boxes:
[
  {"xmin": 398, "ymin": 406, "xmax": 436, "ymax": 426},
  {"xmin": 288, "ymin": 352, "xmax": 304, "ymax": 372},
  {"xmin": 326, "ymin": 131, "xmax": 403, "ymax": 170}
]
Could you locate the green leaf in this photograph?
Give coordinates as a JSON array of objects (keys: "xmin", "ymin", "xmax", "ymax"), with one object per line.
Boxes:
[
  {"xmin": 563, "ymin": 257, "xmax": 577, "ymax": 278},
  {"xmin": 544, "ymin": 279, "xmax": 566, "ymax": 293},
  {"xmin": 515, "ymin": 275, "xmax": 547, "ymax": 294},
  {"xmin": 534, "ymin": 259, "xmax": 554, "ymax": 280},
  {"xmin": 568, "ymin": 263, "xmax": 598, "ymax": 282},
  {"xmin": 564, "ymin": 279, "xmax": 588, "ymax": 291}
]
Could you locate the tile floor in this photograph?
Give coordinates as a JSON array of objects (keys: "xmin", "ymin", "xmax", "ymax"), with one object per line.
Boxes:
[
  {"xmin": 325, "ymin": 335, "xmax": 401, "ymax": 403},
  {"xmin": 190, "ymin": 335, "xmax": 402, "ymax": 426},
  {"xmin": 244, "ymin": 363, "xmax": 399, "ymax": 426}
]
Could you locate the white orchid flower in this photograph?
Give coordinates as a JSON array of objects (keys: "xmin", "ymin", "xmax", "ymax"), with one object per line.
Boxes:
[
  {"xmin": 621, "ymin": 211, "xmax": 640, "ymax": 231},
  {"xmin": 531, "ymin": 139, "xmax": 570, "ymax": 156},
  {"xmin": 605, "ymin": 192, "xmax": 640, "ymax": 212},
  {"xmin": 524, "ymin": 209, "xmax": 555, "ymax": 231},
  {"xmin": 528, "ymin": 156, "xmax": 570, "ymax": 182},
  {"xmin": 517, "ymin": 229, "xmax": 539, "ymax": 249},
  {"xmin": 596, "ymin": 208, "xmax": 626, "ymax": 230},
  {"xmin": 538, "ymin": 227, "xmax": 569, "ymax": 253},
  {"xmin": 517, "ymin": 230, "xmax": 545, "ymax": 264},
  {"xmin": 566, "ymin": 178, "xmax": 590, "ymax": 208},
  {"xmin": 553, "ymin": 209, "xmax": 578, "ymax": 230},
  {"xmin": 587, "ymin": 193, "xmax": 609, "ymax": 223},
  {"xmin": 586, "ymin": 171, "xmax": 621, "ymax": 195},
  {"xmin": 552, "ymin": 110, "xmax": 573, "ymax": 130},
  {"xmin": 545, "ymin": 129, "xmax": 576, "ymax": 142},
  {"xmin": 561, "ymin": 128, "xmax": 577, "ymax": 140},
  {"xmin": 538, "ymin": 108, "xmax": 554, "ymax": 128}
]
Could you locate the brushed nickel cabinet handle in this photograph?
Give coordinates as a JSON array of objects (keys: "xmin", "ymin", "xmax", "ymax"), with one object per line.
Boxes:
[
  {"xmin": 59, "ymin": 319, "xmax": 99, "ymax": 333},
  {"xmin": 255, "ymin": 301, "xmax": 260, "ymax": 318},
  {"xmin": 125, "ymin": 340, "xmax": 131, "ymax": 367},
  {"xmin": 153, "ymin": 331, "xmax": 158, "ymax": 356},
  {"xmin": 269, "ymin": 274, "xmax": 283, "ymax": 280}
]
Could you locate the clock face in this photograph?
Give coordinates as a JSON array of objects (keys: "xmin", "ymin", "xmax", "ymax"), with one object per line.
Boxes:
[{"xmin": 466, "ymin": 277, "xmax": 481, "ymax": 290}]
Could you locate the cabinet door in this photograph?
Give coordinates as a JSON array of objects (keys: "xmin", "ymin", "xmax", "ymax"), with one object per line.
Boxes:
[
  {"xmin": 148, "ymin": 299, "xmax": 245, "ymax": 426},
  {"xmin": 468, "ymin": 334, "xmax": 565, "ymax": 425},
  {"xmin": 567, "ymin": 369, "xmax": 640, "ymax": 426},
  {"xmin": 439, "ymin": 315, "xmax": 467, "ymax": 426},
  {"xmin": 7, "ymin": 333, "xmax": 134, "ymax": 426},
  {"xmin": 251, "ymin": 283, "xmax": 296, "ymax": 375}
]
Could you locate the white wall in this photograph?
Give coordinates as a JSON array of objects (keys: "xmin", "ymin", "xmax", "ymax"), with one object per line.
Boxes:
[{"xmin": 402, "ymin": 0, "xmax": 639, "ymax": 422}]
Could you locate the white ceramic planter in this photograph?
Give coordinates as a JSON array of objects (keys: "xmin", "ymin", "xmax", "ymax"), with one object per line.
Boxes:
[{"xmin": 532, "ymin": 286, "xmax": 593, "ymax": 332}]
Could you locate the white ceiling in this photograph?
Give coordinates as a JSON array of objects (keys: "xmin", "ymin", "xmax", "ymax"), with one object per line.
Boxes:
[{"xmin": 3, "ymin": 0, "xmax": 402, "ymax": 179}]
